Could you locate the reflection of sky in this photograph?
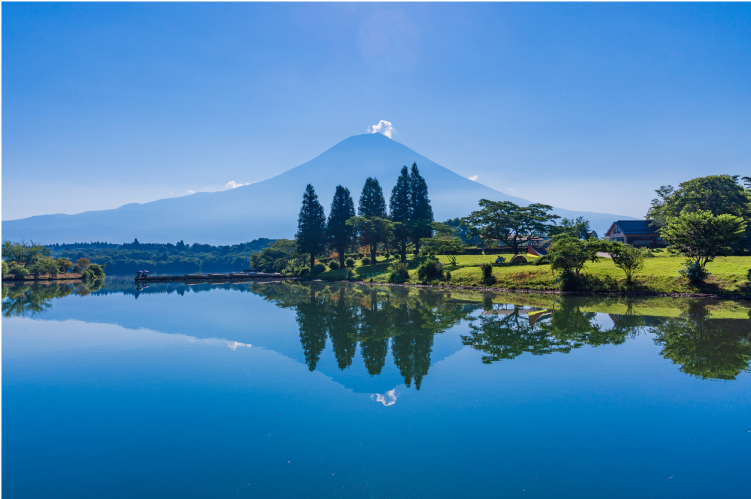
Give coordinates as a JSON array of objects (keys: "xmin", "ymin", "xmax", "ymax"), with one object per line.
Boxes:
[
  {"xmin": 371, "ymin": 388, "xmax": 399, "ymax": 406},
  {"xmin": 3, "ymin": 284, "xmax": 751, "ymax": 499}
]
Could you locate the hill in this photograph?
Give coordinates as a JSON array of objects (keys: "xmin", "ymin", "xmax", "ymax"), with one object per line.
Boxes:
[{"xmin": 2, "ymin": 133, "xmax": 635, "ymax": 244}]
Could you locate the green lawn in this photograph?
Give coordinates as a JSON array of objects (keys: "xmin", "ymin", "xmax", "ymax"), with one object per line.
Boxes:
[{"xmin": 313, "ymin": 252, "xmax": 751, "ymax": 296}]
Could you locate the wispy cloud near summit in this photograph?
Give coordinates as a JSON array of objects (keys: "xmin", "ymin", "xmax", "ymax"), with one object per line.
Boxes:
[{"xmin": 368, "ymin": 120, "xmax": 395, "ymax": 138}]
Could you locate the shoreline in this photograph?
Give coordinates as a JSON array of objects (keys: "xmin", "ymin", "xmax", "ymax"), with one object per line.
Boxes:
[
  {"xmin": 312, "ymin": 278, "xmax": 751, "ymax": 301},
  {"xmin": 2, "ymin": 275, "xmax": 84, "ymax": 282}
]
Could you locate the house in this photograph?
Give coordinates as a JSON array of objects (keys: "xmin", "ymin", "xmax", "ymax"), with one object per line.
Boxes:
[{"xmin": 604, "ymin": 220, "xmax": 664, "ymax": 248}]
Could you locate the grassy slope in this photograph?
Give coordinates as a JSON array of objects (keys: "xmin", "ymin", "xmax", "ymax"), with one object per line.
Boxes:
[{"xmin": 315, "ymin": 252, "xmax": 751, "ymax": 297}]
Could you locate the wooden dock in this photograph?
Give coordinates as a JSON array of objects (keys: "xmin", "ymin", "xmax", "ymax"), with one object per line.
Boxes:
[{"xmin": 135, "ymin": 273, "xmax": 296, "ymax": 283}]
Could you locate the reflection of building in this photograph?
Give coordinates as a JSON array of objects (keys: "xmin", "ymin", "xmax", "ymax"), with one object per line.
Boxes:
[
  {"xmin": 481, "ymin": 306, "xmax": 553, "ymax": 325},
  {"xmin": 604, "ymin": 220, "xmax": 664, "ymax": 248}
]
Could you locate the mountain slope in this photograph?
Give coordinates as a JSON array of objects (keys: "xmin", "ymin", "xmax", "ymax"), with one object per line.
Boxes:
[{"xmin": 3, "ymin": 133, "xmax": 635, "ymax": 244}]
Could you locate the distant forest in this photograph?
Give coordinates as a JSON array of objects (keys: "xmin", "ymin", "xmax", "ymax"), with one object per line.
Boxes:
[{"xmin": 48, "ymin": 238, "xmax": 274, "ymax": 275}]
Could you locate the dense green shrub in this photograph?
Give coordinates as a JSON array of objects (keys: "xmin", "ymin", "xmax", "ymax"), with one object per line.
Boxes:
[
  {"xmin": 678, "ymin": 260, "xmax": 711, "ymax": 283},
  {"xmin": 311, "ymin": 263, "xmax": 327, "ymax": 274},
  {"xmin": 417, "ymin": 260, "xmax": 444, "ymax": 281},
  {"xmin": 298, "ymin": 267, "xmax": 310, "ymax": 277},
  {"xmin": 55, "ymin": 258, "xmax": 74, "ymax": 273},
  {"xmin": 87, "ymin": 263, "xmax": 106, "ymax": 278},
  {"xmin": 7, "ymin": 264, "xmax": 29, "ymax": 278},
  {"xmin": 345, "ymin": 257, "xmax": 355, "ymax": 268},
  {"xmin": 2, "ymin": 260, "xmax": 9, "ymax": 275},
  {"xmin": 463, "ymin": 247, "xmax": 483, "ymax": 255},
  {"xmin": 445, "ymin": 270, "xmax": 452, "ymax": 281},
  {"xmin": 557, "ymin": 272, "xmax": 622, "ymax": 292},
  {"xmin": 361, "ymin": 257, "xmax": 371, "ymax": 265},
  {"xmin": 29, "ymin": 257, "xmax": 60, "ymax": 278},
  {"xmin": 328, "ymin": 260, "xmax": 340, "ymax": 270},
  {"xmin": 388, "ymin": 261, "xmax": 410, "ymax": 283}
]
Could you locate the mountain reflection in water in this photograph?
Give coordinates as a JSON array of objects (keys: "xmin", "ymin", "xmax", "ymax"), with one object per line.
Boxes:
[{"xmin": 3, "ymin": 279, "xmax": 751, "ymax": 382}]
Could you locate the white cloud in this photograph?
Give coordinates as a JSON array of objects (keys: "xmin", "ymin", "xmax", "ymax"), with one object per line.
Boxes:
[
  {"xmin": 367, "ymin": 120, "xmax": 396, "ymax": 138},
  {"xmin": 186, "ymin": 190, "xmax": 195, "ymax": 194},
  {"xmin": 371, "ymin": 388, "xmax": 399, "ymax": 406},
  {"xmin": 468, "ymin": 175, "xmax": 478, "ymax": 181},
  {"xmin": 225, "ymin": 180, "xmax": 250, "ymax": 190}
]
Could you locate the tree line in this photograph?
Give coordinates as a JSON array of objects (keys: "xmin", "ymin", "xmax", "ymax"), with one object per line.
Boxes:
[{"xmin": 295, "ymin": 163, "xmax": 435, "ymax": 269}]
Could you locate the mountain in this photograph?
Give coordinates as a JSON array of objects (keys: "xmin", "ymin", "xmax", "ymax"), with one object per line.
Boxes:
[{"xmin": 2, "ymin": 133, "xmax": 635, "ymax": 244}]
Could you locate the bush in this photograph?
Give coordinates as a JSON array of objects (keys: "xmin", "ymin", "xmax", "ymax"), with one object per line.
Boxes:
[
  {"xmin": 55, "ymin": 257, "xmax": 74, "ymax": 273},
  {"xmin": 2, "ymin": 260, "xmax": 8, "ymax": 275},
  {"xmin": 417, "ymin": 260, "xmax": 444, "ymax": 281},
  {"xmin": 557, "ymin": 272, "xmax": 622, "ymax": 292},
  {"xmin": 747, "ymin": 268, "xmax": 751, "ymax": 282},
  {"xmin": 609, "ymin": 242, "xmax": 645, "ymax": 284},
  {"xmin": 463, "ymin": 247, "xmax": 483, "ymax": 255},
  {"xmin": 87, "ymin": 263, "xmax": 106, "ymax": 278},
  {"xmin": 28, "ymin": 257, "xmax": 59, "ymax": 278},
  {"xmin": 311, "ymin": 263, "xmax": 327, "ymax": 274},
  {"xmin": 678, "ymin": 259, "xmax": 711, "ymax": 283},
  {"xmin": 7, "ymin": 264, "xmax": 29, "ymax": 278},
  {"xmin": 328, "ymin": 260, "xmax": 340, "ymax": 270},
  {"xmin": 345, "ymin": 257, "xmax": 355, "ymax": 268},
  {"xmin": 479, "ymin": 263, "xmax": 495, "ymax": 284},
  {"xmin": 298, "ymin": 267, "xmax": 310, "ymax": 277},
  {"xmin": 361, "ymin": 257, "xmax": 372, "ymax": 265},
  {"xmin": 388, "ymin": 261, "xmax": 410, "ymax": 283},
  {"xmin": 445, "ymin": 270, "xmax": 452, "ymax": 281}
]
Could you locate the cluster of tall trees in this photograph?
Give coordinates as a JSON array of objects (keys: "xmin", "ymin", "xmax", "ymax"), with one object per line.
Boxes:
[
  {"xmin": 647, "ymin": 174, "xmax": 750, "ymax": 266},
  {"xmin": 296, "ymin": 163, "xmax": 434, "ymax": 267}
]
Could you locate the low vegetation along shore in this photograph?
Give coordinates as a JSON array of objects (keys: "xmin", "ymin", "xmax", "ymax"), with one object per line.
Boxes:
[{"xmin": 307, "ymin": 252, "xmax": 751, "ymax": 298}]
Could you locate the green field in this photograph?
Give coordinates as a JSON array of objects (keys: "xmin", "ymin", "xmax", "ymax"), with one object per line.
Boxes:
[{"xmin": 314, "ymin": 252, "xmax": 751, "ymax": 297}]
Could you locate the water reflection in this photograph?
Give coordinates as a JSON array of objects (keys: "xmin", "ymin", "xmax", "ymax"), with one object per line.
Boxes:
[
  {"xmin": 2, "ymin": 280, "xmax": 103, "ymax": 317},
  {"xmin": 256, "ymin": 284, "xmax": 475, "ymax": 390},
  {"xmin": 652, "ymin": 303, "xmax": 751, "ymax": 380},
  {"xmin": 3, "ymin": 280, "xmax": 750, "ymax": 383}
]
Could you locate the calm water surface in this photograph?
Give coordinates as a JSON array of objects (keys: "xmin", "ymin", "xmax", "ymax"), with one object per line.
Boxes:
[{"xmin": 3, "ymin": 279, "xmax": 751, "ymax": 498}]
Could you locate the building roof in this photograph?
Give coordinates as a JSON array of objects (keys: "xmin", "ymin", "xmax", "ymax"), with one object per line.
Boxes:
[{"xmin": 612, "ymin": 220, "xmax": 660, "ymax": 235}]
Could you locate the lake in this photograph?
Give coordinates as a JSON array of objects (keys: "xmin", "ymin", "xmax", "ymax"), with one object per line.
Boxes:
[{"xmin": 3, "ymin": 278, "xmax": 750, "ymax": 498}]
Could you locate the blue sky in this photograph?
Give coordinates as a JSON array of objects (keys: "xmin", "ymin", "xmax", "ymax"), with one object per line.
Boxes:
[{"xmin": 3, "ymin": 2, "xmax": 750, "ymax": 221}]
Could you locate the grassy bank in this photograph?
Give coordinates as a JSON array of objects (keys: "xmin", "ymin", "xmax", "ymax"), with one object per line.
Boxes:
[
  {"xmin": 2, "ymin": 272, "xmax": 84, "ymax": 281},
  {"xmin": 312, "ymin": 252, "xmax": 751, "ymax": 297}
]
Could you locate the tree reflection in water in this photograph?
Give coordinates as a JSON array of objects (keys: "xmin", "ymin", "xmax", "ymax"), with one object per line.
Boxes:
[
  {"xmin": 651, "ymin": 303, "xmax": 751, "ymax": 380},
  {"xmin": 258, "ymin": 283, "xmax": 475, "ymax": 390},
  {"xmin": 4, "ymin": 280, "xmax": 750, "ymax": 383},
  {"xmin": 2, "ymin": 280, "xmax": 104, "ymax": 317}
]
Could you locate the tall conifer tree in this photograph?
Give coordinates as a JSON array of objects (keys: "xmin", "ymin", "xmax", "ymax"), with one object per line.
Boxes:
[
  {"xmin": 358, "ymin": 177, "xmax": 387, "ymax": 263},
  {"xmin": 410, "ymin": 163, "xmax": 434, "ymax": 251},
  {"xmin": 389, "ymin": 166, "xmax": 412, "ymax": 261},
  {"xmin": 296, "ymin": 184, "xmax": 327, "ymax": 267},
  {"xmin": 327, "ymin": 186, "xmax": 356, "ymax": 268}
]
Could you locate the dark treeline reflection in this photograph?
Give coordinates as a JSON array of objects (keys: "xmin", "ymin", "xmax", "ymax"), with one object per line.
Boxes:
[
  {"xmin": 2, "ymin": 280, "xmax": 104, "ymax": 317},
  {"xmin": 3, "ymin": 280, "xmax": 750, "ymax": 382},
  {"xmin": 463, "ymin": 299, "xmax": 751, "ymax": 381},
  {"xmin": 257, "ymin": 283, "xmax": 477, "ymax": 389}
]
